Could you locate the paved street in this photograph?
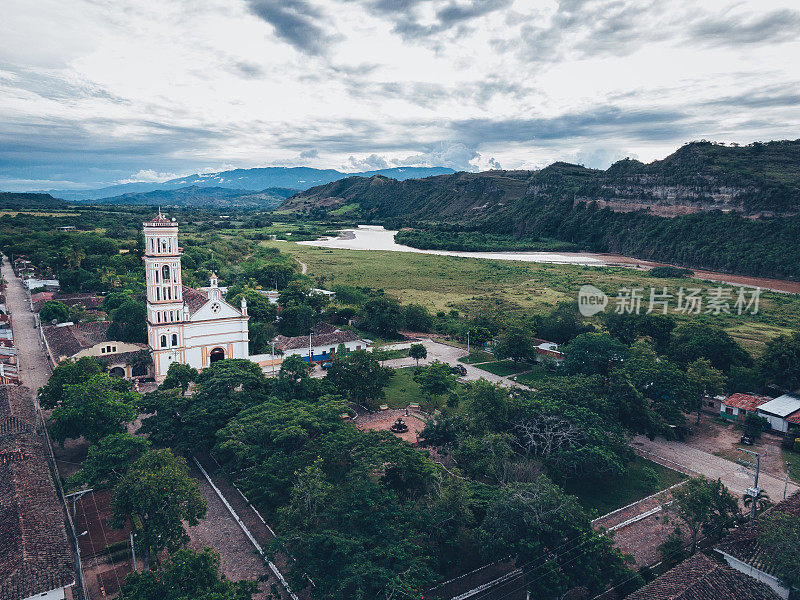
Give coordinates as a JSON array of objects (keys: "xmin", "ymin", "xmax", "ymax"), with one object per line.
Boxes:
[
  {"xmin": 633, "ymin": 435, "xmax": 798, "ymax": 500},
  {"xmin": 2, "ymin": 257, "xmax": 52, "ymax": 394}
]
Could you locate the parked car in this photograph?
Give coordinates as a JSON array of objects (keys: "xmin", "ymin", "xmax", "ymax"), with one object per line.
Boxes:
[
  {"xmin": 321, "ymin": 362, "xmax": 332, "ymax": 370},
  {"xmin": 450, "ymin": 364, "xmax": 467, "ymax": 376}
]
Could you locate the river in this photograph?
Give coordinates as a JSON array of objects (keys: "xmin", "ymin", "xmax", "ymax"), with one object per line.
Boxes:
[
  {"xmin": 296, "ymin": 226, "xmax": 800, "ymax": 294},
  {"xmin": 297, "ymin": 225, "xmax": 605, "ymax": 265}
]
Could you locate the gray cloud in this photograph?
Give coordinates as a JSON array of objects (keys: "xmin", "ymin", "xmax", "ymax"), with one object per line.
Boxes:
[
  {"xmin": 245, "ymin": 0, "xmax": 333, "ymax": 55},
  {"xmin": 299, "ymin": 148, "xmax": 320, "ymax": 158},
  {"xmin": 232, "ymin": 60, "xmax": 264, "ymax": 78},
  {"xmin": 690, "ymin": 9, "xmax": 800, "ymax": 46},
  {"xmin": 396, "ymin": 142, "xmax": 480, "ymax": 171}
]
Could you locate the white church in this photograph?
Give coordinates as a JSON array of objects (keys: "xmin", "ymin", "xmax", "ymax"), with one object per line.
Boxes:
[{"xmin": 144, "ymin": 212, "xmax": 250, "ymax": 380}]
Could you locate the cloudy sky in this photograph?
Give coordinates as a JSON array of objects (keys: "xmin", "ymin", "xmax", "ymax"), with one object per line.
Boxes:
[{"xmin": 2, "ymin": 0, "xmax": 799, "ymax": 191}]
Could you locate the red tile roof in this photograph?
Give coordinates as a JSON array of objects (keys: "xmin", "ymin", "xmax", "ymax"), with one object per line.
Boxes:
[
  {"xmin": 714, "ymin": 492, "xmax": 800, "ymax": 582},
  {"xmin": 786, "ymin": 411, "xmax": 800, "ymax": 425},
  {"xmin": 722, "ymin": 393, "xmax": 772, "ymax": 412},
  {"xmin": 273, "ymin": 329, "xmax": 362, "ymax": 351},
  {"xmin": 0, "ymin": 386, "xmax": 75, "ymax": 599},
  {"xmin": 42, "ymin": 321, "xmax": 111, "ymax": 360},
  {"xmin": 625, "ymin": 553, "xmax": 779, "ymax": 600},
  {"xmin": 182, "ymin": 285, "xmax": 209, "ymax": 315}
]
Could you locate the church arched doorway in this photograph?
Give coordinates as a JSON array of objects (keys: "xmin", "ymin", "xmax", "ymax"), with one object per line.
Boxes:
[
  {"xmin": 109, "ymin": 366, "xmax": 126, "ymax": 378},
  {"xmin": 209, "ymin": 347, "xmax": 225, "ymax": 364}
]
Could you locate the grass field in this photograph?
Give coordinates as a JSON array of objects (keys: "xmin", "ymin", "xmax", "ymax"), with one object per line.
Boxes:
[
  {"xmin": 512, "ymin": 365, "xmax": 558, "ymax": 386},
  {"xmin": 383, "ymin": 367, "xmax": 438, "ymax": 411},
  {"xmin": 473, "ymin": 360, "xmax": 535, "ymax": 377},
  {"xmin": 563, "ymin": 455, "xmax": 687, "ymax": 516},
  {"xmin": 262, "ymin": 240, "xmax": 800, "ymax": 353}
]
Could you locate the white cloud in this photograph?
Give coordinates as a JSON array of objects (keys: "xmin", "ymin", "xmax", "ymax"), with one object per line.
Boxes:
[
  {"xmin": 117, "ymin": 169, "xmax": 181, "ymax": 184},
  {"xmin": 0, "ymin": 0, "xmax": 799, "ymax": 188}
]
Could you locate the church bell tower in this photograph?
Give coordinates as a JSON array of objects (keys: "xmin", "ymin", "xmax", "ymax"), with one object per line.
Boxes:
[{"xmin": 143, "ymin": 211, "xmax": 185, "ymax": 377}]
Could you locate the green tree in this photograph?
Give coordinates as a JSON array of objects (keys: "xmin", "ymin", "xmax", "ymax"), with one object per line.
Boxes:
[
  {"xmin": 742, "ymin": 489, "xmax": 771, "ymax": 515},
  {"xmin": 112, "ymin": 449, "xmax": 207, "ymax": 564},
  {"xmin": 230, "ymin": 288, "xmax": 277, "ymax": 323},
  {"xmin": 563, "ymin": 332, "xmax": 626, "ymax": 376},
  {"xmin": 273, "ymin": 354, "xmax": 317, "ymax": 402},
  {"xmin": 39, "ymin": 300, "xmax": 70, "ymax": 323},
  {"xmin": 657, "ymin": 527, "xmax": 687, "ymax": 568},
  {"xmin": 409, "ymin": 343, "xmax": 427, "ymax": 367},
  {"xmin": 686, "ymin": 357, "xmax": 726, "ymax": 423},
  {"xmin": 161, "ymin": 362, "xmax": 198, "ymax": 396},
  {"xmin": 415, "ymin": 360, "xmax": 456, "ymax": 400},
  {"xmin": 278, "ymin": 280, "xmax": 311, "ymax": 307},
  {"xmin": 758, "ymin": 512, "xmax": 800, "ymax": 589},
  {"xmin": 403, "ymin": 303, "xmax": 433, "ymax": 332},
  {"xmin": 277, "ymin": 304, "xmax": 316, "ymax": 336},
  {"xmin": 759, "ymin": 331, "xmax": 800, "ymax": 392},
  {"xmin": 493, "ymin": 325, "xmax": 534, "ymax": 365},
  {"xmin": 107, "ymin": 299, "xmax": 147, "ymax": 343},
  {"xmin": 671, "ymin": 476, "xmax": 739, "ymax": 552},
  {"xmin": 360, "ymin": 296, "xmax": 404, "ymax": 338},
  {"xmin": 478, "ymin": 476, "xmax": 631, "ymax": 598},
  {"xmin": 68, "ymin": 432, "xmax": 150, "ymax": 489},
  {"xmin": 39, "ymin": 357, "xmax": 104, "ymax": 408},
  {"xmin": 468, "ymin": 326, "xmax": 492, "ymax": 348},
  {"xmin": 534, "ymin": 302, "xmax": 592, "ymax": 344},
  {"xmin": 49, "ymin": 374, "xmax": 138, "ymax": 444},
  {"xmin": 327, "ymin": 350, "xmax": 393, "ymax": 409},
  {"xmin": 119, "ymin": 548, "xmax": 258, "ymax": 600},
  {"xmin": 669, "ymin": 322, "xmax": 751, "ymax": 372}
]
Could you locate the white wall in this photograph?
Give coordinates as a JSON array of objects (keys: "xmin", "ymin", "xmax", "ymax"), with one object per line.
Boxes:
[
  {"xmin": 717, "ymin": 551, "xmax": 789, "ymax": 599},
  {"xmin": 23, "ymin": 584, "xmax": 71, "ymax": 600},
  {"xmin": 758, "ymin": 411, "xmax": 789, "ymax": 433}
]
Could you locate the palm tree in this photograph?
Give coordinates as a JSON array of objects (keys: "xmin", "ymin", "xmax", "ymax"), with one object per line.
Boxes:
[{"xmin": 743, "ymin": 489, "xmax": 771, "ymax": 515}]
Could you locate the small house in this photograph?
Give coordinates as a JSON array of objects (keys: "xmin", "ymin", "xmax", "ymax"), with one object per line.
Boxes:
[
  {"xmin": 272, "ymin": 324, "xmax": 371, "ymax": 362},
  {"xmin": 720, "ymin": 393, "xmax": 772, "ymax": 422}
]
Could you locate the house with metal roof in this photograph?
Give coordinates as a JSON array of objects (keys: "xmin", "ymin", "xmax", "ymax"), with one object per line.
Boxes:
[{"xmin": 757, "ymin": 393, "xmax": 800, "ymax": 433}]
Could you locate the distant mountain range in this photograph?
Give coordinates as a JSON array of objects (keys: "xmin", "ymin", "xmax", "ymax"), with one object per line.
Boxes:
[
  {"xmin": 42, "ymin": 166, "xmax": 456, "ymax": 202},
  {"xmin": 89, "ymin": 185, "xmax": 298, "ymax": 209}
]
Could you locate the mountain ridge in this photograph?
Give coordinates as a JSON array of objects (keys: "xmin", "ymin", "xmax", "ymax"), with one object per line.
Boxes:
[{"xmin": 41, "ymin": 166, "xmax": 456, "ymax": 201}]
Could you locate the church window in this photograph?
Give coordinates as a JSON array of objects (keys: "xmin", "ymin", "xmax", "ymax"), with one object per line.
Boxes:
[
  {"xmin": 157, "ymin": 312, "xmax": 161, "ymax": 323},
  {"xmin": 156, "ymin": 287, "xmax": 160, "ymax": 301},
  {"xmin": 172, "ymin": 333, "xmax": 178, "ymax": 347},
  {"xmin": 155, "ymin": 269, "xmax": 159, "ymax": 283},
  {"xmin": 162, "ymin": 265, "xmax": 170, "ymax": 281},
  {"xmin": 160, "ymin": 335, "xmax": 167, "ymax": 348},
  {"xmin": 169, "ymin": 310, "xmax": 173, "ymax": 321},
  {"xmin": 165, "ymin": 287, "xmax": 171, "ymax": 300}
]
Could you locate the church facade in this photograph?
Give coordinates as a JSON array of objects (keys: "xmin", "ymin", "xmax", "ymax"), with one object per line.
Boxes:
[{"xmin": 143, "ymin": 213, "xmax": 249, "ymax": 380}]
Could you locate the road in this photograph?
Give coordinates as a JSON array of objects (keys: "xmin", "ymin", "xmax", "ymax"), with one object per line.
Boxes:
[
  {"xmin": 1, "ymin": 257, "xmax": 52, "ymax": 394},
  {"xmin": 633, "ymin": 435, "xmax": 798, "ymax": 500},
  {"xmin": 380, "ymin": 338, "xmax": 527, "ymax": 388}
]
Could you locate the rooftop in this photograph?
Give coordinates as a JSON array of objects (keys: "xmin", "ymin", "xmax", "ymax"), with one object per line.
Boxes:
[
  {"xmin": 625, "ymin": 553, "xmax": 780, "ymax": 600},
  {"xmin": 42, "ymin": 321, "xmax": 110, "ymax": 360},
  {"xmin": 722, "ymin": 393, "xmax": 772, "ymax": 412},
  {"xmin": 273, "ymin": 328, "xmax": 362, "ymax": 351},
  {"xmin": 757, "ymin": 393, "xmax": 800, "ymax": 418},
  {"xmin": 0, "ymin": 387, "xmax": 75, "ymax": 600}
]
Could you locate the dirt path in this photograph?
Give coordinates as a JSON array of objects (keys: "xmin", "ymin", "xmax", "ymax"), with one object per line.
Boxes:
[
  {"xmin": 633, "ymin": 435, "xmax": 798, "ymax": 500},
  {"xmin": 294, "ymin": 257, "xmax": 307, "ymax": 274}
]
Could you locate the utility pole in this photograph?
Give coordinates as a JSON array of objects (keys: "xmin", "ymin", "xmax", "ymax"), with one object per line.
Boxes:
[
  {"xmin": 130, "ymin": 532, "xmax": 137, "ymax": 572},
  {"xmin": 738, "ymin": 447, "xmax": 760, "ymax": 523},
  {"xmin": 271, "ymin": 342, "xmax": 276, "ymax": 377},
  {"xmin": 466, "ymin": 329, "xmax": 470, "ymax": 357},
  {"xmin": 785, "ymin": 461, "xmax": 792, "ymax": 500}
]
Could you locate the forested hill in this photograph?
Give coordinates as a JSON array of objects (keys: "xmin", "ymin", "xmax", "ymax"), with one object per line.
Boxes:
[
  {"xmin": 287, "ymin": 140, "xmax": 800, "ymax": 219},
  {"xmin": 0, "ymin": 192, "xmax": 66, "ymax": 208},
  {"xmin": 286, "ymin": 141, "xmax": 800, "ymax": 279}
]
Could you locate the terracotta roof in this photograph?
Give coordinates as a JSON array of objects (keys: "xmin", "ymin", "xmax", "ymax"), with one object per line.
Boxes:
[
  {"xmin": 714, "ymin": 492, "xmax": 800, "ymax": 580},
  {"xmin": 786, "ymin": 412, "xmax": 800, "ymax": 425},
  {"xmin": 42, "ymin": 321, "xmax": 111, "ymax": 360},
  {"xmin": 311, "ymin": 322, "xmax": 338, "ymax": 335},
  {"xmin": 182, "ymin": 285, "xmax": 209, "ymax": 315},
  {"xmin": 53, "ymin": 294, "xmax": 104, "ymax": 310},
  {"xmin": 273, "ymin": 329, "xmax": 362, "ymax": 351},
  {"xmin": 722, "ymin": 393, "xmax": 772, "ymax": 412},
  {"xmin": 0, "ymin": 386, "xmax": 75, "ymax": 599},
  {"xmin": 94, "ymin": 347, "xmax": 149, "ymax": 366},
  {"xmin": 625, "ymin": 553, "xmax": 780, "ymax": 600}
]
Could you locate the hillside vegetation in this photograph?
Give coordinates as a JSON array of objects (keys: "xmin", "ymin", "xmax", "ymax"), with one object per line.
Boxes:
[{"xmin": 286, "ymin": 141, "xmax": 800, "ymax": 278}]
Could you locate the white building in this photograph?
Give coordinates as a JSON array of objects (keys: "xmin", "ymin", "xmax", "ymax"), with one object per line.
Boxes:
[
  {"xmin": 144, "ymin": 212, "xmax": 249, "ymax": 380},
  {"xmin": 756, "ymin": 393, "xmax": 800, "ymax": 434},
  {"xmin": 272, "ymin": 322, "xmax": 371, "ymax": 362}
]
